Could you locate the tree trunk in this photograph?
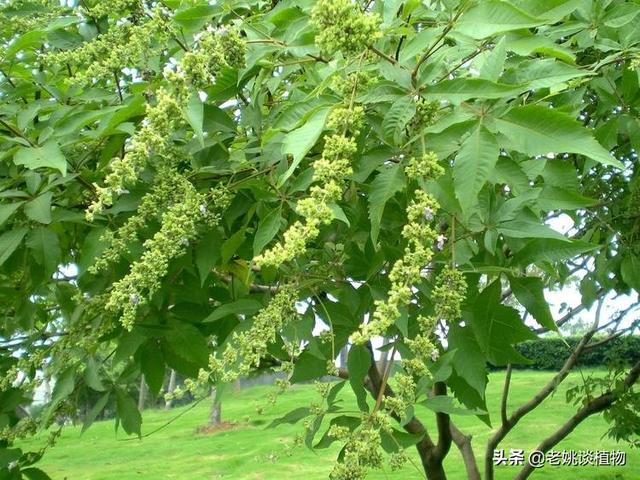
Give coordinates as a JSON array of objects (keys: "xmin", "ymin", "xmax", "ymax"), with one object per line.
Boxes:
[
  {"xmin": 164, "ymin": 369, "xmax": 177, "ymax": 410},
  {"xmin": 422, "ymin": 458, "xmax": 448, "ymax": 480},
  {"xmin": 338, "ymin": 344, "xmax": 349, "ymax": 368},
  {"xmin": 138, "ymin": 375, "xmax": 147, "ymax": 411},
  {"xmin": 209, "ymin": 387, "xmax": 221, "ymax": 425}
]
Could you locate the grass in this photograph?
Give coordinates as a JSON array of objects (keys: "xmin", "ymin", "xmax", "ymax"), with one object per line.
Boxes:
[{"xmin": 18, "ymin": 370, "xmax": 638, "ymax": 479}]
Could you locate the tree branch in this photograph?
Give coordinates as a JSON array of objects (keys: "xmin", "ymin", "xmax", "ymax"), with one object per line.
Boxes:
[
  {"xmin": 485, "ymin": 301, "xmax": 605, "ymax": 479},
  {"xmin": 500, "ymin": 364, "xmax": 512, "ymax": 427},
  {"xmin": 515, "ymin": 360, "xmax": 640, "ymax": 480},
  {"xmin": 432, "ymin": 382, "xmax": 452, "ymax": 461},
  {"xmin": 450, "ymin": 423, "xmax": 481, "ymax": 480}
]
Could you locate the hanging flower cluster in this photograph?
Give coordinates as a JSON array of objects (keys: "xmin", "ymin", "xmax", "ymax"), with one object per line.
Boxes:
[
  {"xmin": 254, "ymin": 103, "xmax": 363, "ymax": 268},
  {"xmin": 86, "ymin": 26, "xmax": 246, "ymax": 220},
  {"xmin": 432, "ymin": 265, "xmax": 467, "ymax": 323},
  {"xmin": 410, "ymin": 98, "xmax": 440, "ymax": 135},
  {"xmin": 105, "ymin": 181, "xmax": 230, "ymax": 330},
  {"xmin": 45, "ymin": 10, "xmax": 170, "ymax": 86},
  {"xmin": 86, "ymin": 0, "xmax": 142, "ymax": 18},
  {"xmin": 310, "ymin": 0, "xmax": 381, "ymax": 56},
  {"xmin": 351, "ymin": 164, "xmax": 442, "ymax": 344},
  {"xmin": 208, "ymin": 287, "xmax": 298, "ymax": 383},
  {"xmin": 179, "ymin": 27, "xmax": 246, "ymax": 90},
  {"xmin": 86, "ymin": 88, "xmax": 185, "ymax": 220},
  {"xmin": 0, "ymin": 1, "xmax": 66, "ymax": 36},
  {"xmin": 328, "ymin": 412, "xmax": 391, "ymax": 480}
]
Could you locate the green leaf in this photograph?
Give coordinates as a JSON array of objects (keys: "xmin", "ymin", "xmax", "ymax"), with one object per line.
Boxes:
[
  {"xmin": 116, "ymin": 389, "xmax": 142, "ymax": 437},
  {"xmin": 268, "ymin": 407, "xmax": 312, "ymax": 428},
  {"xmin": 511, "ymin": 0, "xmax": 581, "ymax": 21},
  {"xmin": 537, "ymin": 186, "xmax": 597, "ymax": 210},
  {"xmin": 348, "ymin": 344, "xmax": 371, "ymax": 412},
  {"xmin": 290, "ymin": 349, "xmax": 328, "ymax": 384},
  {"xmin": 203, "ymin": 298, "xmax": 263, "ymax": 322},
  {"xmin": 0, "ymin": 448, "xmax": 22, "ymax": 469},
  {"xmin": 509, "ymin": 276, "xmax": 557, "ymax": 331},
  {"xmin": 424, "ymin": 78, "xmax": 524, "ymax": 104},
  {"xmin": 185, "ymin": 93, "xmax": 204, "ymax": 147},
  {"xmin": 163, "ymin": 322, "xmax": 209, "ymax": 368},
  {"xmin": 81, "ymin": 392, "xmax": 110, "ymax": 434},
  {"xmin": 368, "ymin": 164, "xmax": 406, "ymax": 245},
  {"xmin": 140, "ymin": 341, "xmax": 165, "ymax": 397},
  {"xmin": 196, "ymin": 229, "xmax": 222, "ymax": 285},
  {"xmin": 478, "ymin": 37, "xmax": 507, "ymax": 81},
  {"xmin": 457, "ymin": 0, "xmax": 546, "ymax": 39},
  {"xmin": 0, "ymin": 202, "xmax": 23, "ymax": 227},
  {"xmin": 114, "ymin": 329, "xmax": 146, "ymax": 365},
  {"xmin": 454, "ymin": 124, "xmax": 499, "ymax": 213},
  {"xmin": 26, "ymin": 227, "xmax": 60, "ymax": 276},
  {"xmin": 42, "ymin": 368, "xmax": 75, "ymax": 425},
  {"xmin": 603, "ymin": 3, "xmax": 640, "ymax": 28},
  {"xmin": 469, "ymin": 281, "xmax": 536, "ymax": 365},
  {"xmin": 422, "ymin": 395, "xmax": 487, "ymax": 415},
  {"xmin": 173, "ymin": 4, "xmax": 219, "ymax": 30},
  {"xmin": 621, "ymin": 254, "xmax": 640, "ymax": 292},
  {"xmin": 512, "ymin": 238, "xmax": 598, "ymax": 265},
  {"xmin": 497, "ymin": 219, "xmax": 569, "ymax": 241},
  {"xmin": 506, "ymin": 58, "xmax": 590, "ymax": 91},
  {"xmin": 0, "ymin": 228, "xmax": 28, "ymax": 266},
  {"xmin": 6, "ymin": 30, "xmax": 45, "ymax": 56},
  {"xmin": 14, "ymin": 142, "xmax": 67, "ymax": 175},
  {"xmin": 253, "ymin": 206, "xmax": 282, "ymax": 256},
  {"xmin": 304, "ymin": 413, "xmax": 324, "ymax": 449},
  {"xmin": 382, "ymin": 97, "xmax": 415, "ymax": 145},
  {"xmin": 83, "ymin": 357, "xmax": 106, "ymax": 392},
  {"xmin": 329, "ymin": 202, "xmax": 350, "ymax": 226},
  {"xmin": 279, "ymin": 106, "xmax": 330, "ymax": 186},
  {"xmin": 448, "ymin": 324, "xmax": 487, "ymax": 396},
  {"xmin": 24, "ymin": 192, "xmax": 53, "ymax": 224},
  {"xmin": 220, "ymin": 228, "xmax": 246, "ymax": 265},
  {"xmin": 495, "ymin": 105, "xmax": 622, "ymax": 168},
  {"xmin": 21, "ymin": 468, "xmax": 52, "ymax": 480}
]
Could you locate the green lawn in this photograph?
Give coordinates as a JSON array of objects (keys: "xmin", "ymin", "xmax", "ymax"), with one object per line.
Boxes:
[{"xmin": 18, "ymin": 370, "xmax": 637, "ymax": 479}]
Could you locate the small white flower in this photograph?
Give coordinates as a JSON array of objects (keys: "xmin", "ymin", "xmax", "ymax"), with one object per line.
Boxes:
[
  {"xmin": 423, "ymin": 207, "xmax": 434, "ymax": 221},
  {"xmin": 199, "ymin": 204, "xmax": 207, "ymax": 215},
  {"xmin": 436, "ymin": 234, "xmax": 447, "ymax": 250},
  {"xmin": 430, "ymin": 349, "xmax": 440, "ymax": 362},
  {"xmin": 129, "ymin": 294, "xmax": 140, "ymax": 305}
]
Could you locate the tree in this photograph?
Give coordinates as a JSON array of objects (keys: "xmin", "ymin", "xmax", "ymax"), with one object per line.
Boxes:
[{"xmin": 1, "ymin": 0, "xmax": 639, "ymax": 479}]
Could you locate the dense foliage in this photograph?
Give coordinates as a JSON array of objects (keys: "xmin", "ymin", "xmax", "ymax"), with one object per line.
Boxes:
[
  {"xmin": 510, "ymin": 335, "xmax": 640, "ymax": 370},
  {"xmin": 1, "ymin": 0, "xmax": 640, "ymax": 479}
]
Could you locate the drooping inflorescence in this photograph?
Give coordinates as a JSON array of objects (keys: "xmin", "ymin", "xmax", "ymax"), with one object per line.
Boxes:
[
  {"xmin": 85, "ymin": 25, "xmax": 246, "ymax": 220},
  {"xmin": 45, "ymin": 9, "xmax": 170, "ymax": 86},
  {"xmin": 104, "ymin": 180, "xmax": 230, "ymax": 330},
  {"xmin": 310, "ymin": 0, "xmax": 381, "ymax": 56},
  {"xmin": 254, "ymin": 90, "xmax": 365, "ymax": 268},
  {"xmin": 209, "ymin": 286, "xmax": 299, "ymax": 383},
  {"xmin": 351, "ymin": 153, "xmax": 444, "ymax": 345}
]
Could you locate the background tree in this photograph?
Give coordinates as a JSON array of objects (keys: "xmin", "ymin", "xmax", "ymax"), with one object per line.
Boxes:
[{"xmin": 1, "ymin": 0, "xmax": 639, "ymax": 479}]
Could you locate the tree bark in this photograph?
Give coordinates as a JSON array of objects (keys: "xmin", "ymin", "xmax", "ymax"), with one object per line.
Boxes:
[
  {"xmin": 450, "ymin": 423, "xmax": 481, "ymax": 480},
  {"xmin": 338, "ymin": 344, "xmax": 349, "ymax": 369},
  {"xmin": 209, "ymin": 387, "xmax": 221, "ymax": 425},
  {"xmin": 164, "ymin": 369, "xmax": 177, "ymax": 410},
  {"xmin": 138, "ymin": 375, "xmax": 147, "ymax": 411}
]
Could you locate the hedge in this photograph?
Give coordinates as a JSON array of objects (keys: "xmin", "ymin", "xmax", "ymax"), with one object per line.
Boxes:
[{"xmin": 508, "ymin": 335, "xmax": 640, "ymax": 370}]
